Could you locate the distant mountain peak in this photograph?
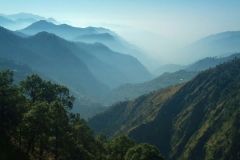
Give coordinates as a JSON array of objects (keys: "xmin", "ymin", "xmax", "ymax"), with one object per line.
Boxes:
[{"xmin": 27, "ymin": 20, "xmax": 55, "ymax": 28}]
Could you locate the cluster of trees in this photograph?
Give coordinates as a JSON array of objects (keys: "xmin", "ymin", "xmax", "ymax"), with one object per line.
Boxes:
[{"xmin": 0, "ymin": 70, "xmax": 164, "ymax": 160}]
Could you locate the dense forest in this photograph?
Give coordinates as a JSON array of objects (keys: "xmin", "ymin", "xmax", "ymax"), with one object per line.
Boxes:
[
  {"xmin": 89, "ymin": 85, "xmax": 182, "ymax": 137},
  {"xmin": 90, "ymin": 59, "xmax": 240, "ymax": 160},
  {"xmin": 0, "ymin": 70, "xmax": 164, "ymax": 160}
]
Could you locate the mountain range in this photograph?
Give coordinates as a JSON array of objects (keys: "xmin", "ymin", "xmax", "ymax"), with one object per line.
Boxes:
[
  {"xmin": 1, "ymin": 12, "xmax": 240, "ymax": 160},
  {"xmin": 103, "ymin": 53, "xmax": 240, "ymax": 105},
  {"xmin": 20, "ymin": 20, "xmax": 111, "ymax": 40},
  {"xmin": 0, "ymin": 57, "xmax": 107, "ymax": 119},
  {"xmin": 0, "ymin": 26, "xmax": 152, "ymax": 118},
  {"xmin": 0, "ymin": 27, "xmax": 107, "ymax": 96},
  {"xmin": 19, "ymin": 20, "xmax": 151, "ymax": 67},
  {"xmin": 0, "ymin": 13, "xmax": 57, "ymax": 30},
  {"xmin": 89, "ymin": 59, "xmax": 240, "ymax": 160},
  {"xmin": 181, "ymin": 31, "xmax": 240, "ymax": 63}
]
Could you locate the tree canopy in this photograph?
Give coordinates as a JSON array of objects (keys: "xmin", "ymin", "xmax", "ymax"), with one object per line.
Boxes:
[
  {"xmin": 125, "ymin": 144, "xmax": 164, "ymax": 160},
  {"xmin": 0, "ymin": 70, "xmax": 164, "ymax": 160}
]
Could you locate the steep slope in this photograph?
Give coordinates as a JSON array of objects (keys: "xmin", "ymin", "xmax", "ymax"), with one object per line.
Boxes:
[
  {"xmin": 90, "ymin": 59, "xmax": 240, "ymax": 159},
  {"xmin": 20, "ymin": 20, "xmax": 150, "ymax": 67},
  {"xmin": 0, "ymin": 26, "xmax": 108, "ymax": 98},
  {"xmin": 89, "ymin": 85, "xmax": 181, "ymax": 137},
  {"xmin": 75, "ymin": 31, "xmax": 148, "ymax": 65},
  {"xmin": 0, "ymin": 26, "xmax": 152, "ymax": 119},
  {"xmin": 75, "ymin": 42, "xmax": 152, "ymax": 88},
  {"xmin": 20, "ymin": 22, "xmax": 152, "ymax": 86},
  {"xmin": 128, "ymin": 59, "xmax": 240, "ymax": 160}
]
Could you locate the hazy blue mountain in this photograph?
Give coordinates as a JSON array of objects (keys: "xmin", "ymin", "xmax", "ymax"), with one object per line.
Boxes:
[
  {"xmin": 75, "ymin": 31, "xmax": 152, "ymax": 70},
  {"xmin": 75, "ymin": 42, "xmax": 152, "ymax": 88},
  {"xmin": 0, "ymin": 13, "xmax": 57, "ymax": 30},
  {"xmin": 104, "ymin": 53, "xmax": 240, "ymax": 105},
  {"xmin": 13, "ymin": 31, "xmax": 28, "ymax": 37},
  {"xmin": 0, "ymin": 26, "xmax": 152, "ymax": 102},
  {"xmin": 20, "ymin": 21, "xmax": 152, "ymax": 87},
  {"xmin": 75, "ymin": 30, "xmax": 147, "ymax": 62},
  {"xmin": 0, "ymin": 26, "xmax": 108, "ymax": 98},
  {"xmin": 75, "ymin": 32, "xmax": 115, "ymax": 42},
  {"xmin": 20, "ymin": 20, "xmax": 111, "ymax": 40},
  {"xmin": 20, "ymin": 20, "xmax": 151, "ymax": 68},
  {"xmin": 182, "ymin": 31, "xmax": 240, "ymax": 63}
]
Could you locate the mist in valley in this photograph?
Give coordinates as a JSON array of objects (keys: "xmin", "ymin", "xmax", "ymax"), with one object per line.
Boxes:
[{"xmin": 1, "ymin": 1, "xmax": 240, "ymax": 160}]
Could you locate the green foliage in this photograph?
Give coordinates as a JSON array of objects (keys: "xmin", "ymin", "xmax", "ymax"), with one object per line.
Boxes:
[
  {"xmin": 0, "ymin": 70, "xmax": 25, "ymax": 136},
  {"xmin": 20, "ymin": 74, "xmax": 74, "ymax": 108},
  {"xmin": 128, "ymin": 59, "xmax": 240, "ymax": 160},
  {"xmin": 0, "ymin": 70, "xmax": 163, "ymax": 160},
  {"xmin": 124, "ymin": 144, "xmax": 164, "ymax": 160},
  {"xmin": 90, "ymin": 59, "xmax": 240, "ymax": 160},
  {"xmin": 89, "ymin": 85, "xmax": 181, "ymax": 137},
  {"xmin": 106, "ymin": 136, "xmax": 135, "ymax": 160}
]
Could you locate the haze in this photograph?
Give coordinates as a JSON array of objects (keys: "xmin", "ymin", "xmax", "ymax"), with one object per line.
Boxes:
[{"xmin": 1, "ymin": 0, "xmax": 240, "ymax": 64}]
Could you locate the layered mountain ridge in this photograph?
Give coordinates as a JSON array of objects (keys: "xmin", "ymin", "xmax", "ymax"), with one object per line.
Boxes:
[
  {"xmin": 90, "ymin": 59, "xmax": 240, "ymax": 160},
  {"xmin": 0, "ymin": 25, "xmax": 152, "ymax": 118},
  {"xmin": 104, "ymin": 53, "xmax": 240, "ymax": 105}
]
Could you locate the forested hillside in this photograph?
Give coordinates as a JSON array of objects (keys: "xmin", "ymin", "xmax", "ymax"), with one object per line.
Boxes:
[
  {"xmin": 89, "ymin": 85, "xmax": 182, "ymax": 137},
  {"xmin": 130, "ymin": 59, "xmax": 240, "ymax": 160},
  {"xmin": 0, "ymin": 70, "xmax": 164, "ymax": 160},
  {"xmin": 90, "ymin": 59, "xmax": 240, "ymax": 160}
]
